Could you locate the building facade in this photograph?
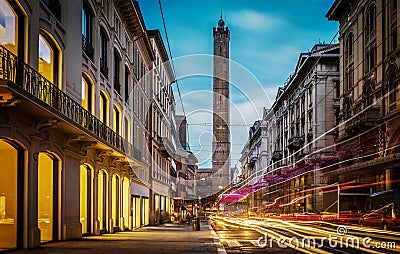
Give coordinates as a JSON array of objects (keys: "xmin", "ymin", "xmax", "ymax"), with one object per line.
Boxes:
[
  {"xmin": 234, "ymin": 44, "xmax": 340, "ymax": 213},
  {"xmin": 0, "ymin": 0, "xmax": 175, "ymax": 250},
  {"xmin": 147, "ymin": 29, "xmax": 175, "ymax": 225},
  {"xmin": 326, "ymin": 0, "xmax": 400, "ymax": 210}
]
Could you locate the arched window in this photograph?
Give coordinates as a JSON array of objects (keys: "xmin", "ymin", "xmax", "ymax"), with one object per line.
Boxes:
[
  {"xmin": 39, "ymin": 33, "xmax": 58, "ymax": 85},
  {"xmin": 113, "ymin": 50, "xmax": 121, "ymax": 94},
  {"xmin": 0, "ymin": 0, "xmax": 19, "ymax": 56},
  {"xmin": 82, "ymin": 73, "xmax": 93, "ymax": 113},
  {"xmin": 82, "ymin": 1, "xmax": 93, "ymax": 60},
  {"xmin": 364, "ymin": 83, "xmax": 373, "ymax": 106},
  {"xmin": 113, "ymin": 104, "xmax": 121, "ymax": 134},
  {"xmin": 100, "ymin": 29, "xmax": 108, "ymax": 78},
  {"xmin": 100, "ymin": 90, "xmax": 109, "ymax": 125},
  {"xmin": 345, "ymin": 32, "xmax": 353, "ymax": 62}
]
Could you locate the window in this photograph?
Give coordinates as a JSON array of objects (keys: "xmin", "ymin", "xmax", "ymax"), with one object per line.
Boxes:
[
  {"xmin": 124, "ymin": 67, "xmax": 129, "ymax": 102},
  {"xmin": 334, "ymin": 80, "xmax": 340, "ymax": 99},
  {"xmin": 364, "ymin": 84, "xmax": 373, "ymax": 106},
  {"xmin": 38, "ymin": 35, "xmax": 54, "ymax": 82},
  {"xmin": 366, "ymin": 45, "xmax": 376, "ymax": 72},
  {"xmin": 100, "ymin": 91, "xmax": 109, "ymax": 125},
  {"xmin": 82, "ymin": 2, "xmax": 93, "ymax": 60},
  {"xmin": 366, "ymin": 4, "xmax": 376, "ymax": 36},
  {"xmin": 39, "ymin": 33, "xmax": 58, "ymax": 86},
  {"xmin": 0, "ymin": 0, "xmax": 19, "ymax": 56},
  {"xmin": 346, "ymin": 66, "xmax": 354, "ymax": 90},
  {"xmin": 124, "ymin": 117, "xmax": 130, "ymax": 142},
  {"xmin": 389, "ymin": 72, "xmax": 398, "ymax": 105},
  {"xmin": 113, "ymin": 105, "xmax": 121, "ymax": 134},
  {"xmin": 100, "ymin": 30, "xmax": 108, "ymax": 78},
  {"xmin": 82, "ymin": 74, "xmax": 93, "ymax": 113},
  {"xmin": 389, "ymin": 0, "xmax": 397, "ymax": 53},
  {"xmin": 365, "ymin": 4, "xmax": 376, "ymax": 73},
  {"xmin": 114, "ymin": 50, "xmax": 121, "ymax": 94},
  {"xmin": 345, "ymin": 32, "xmax": 353, "ymax": 63},
  {"xmin": 42, "ymin": 0, "xmax": 61, "ymax": 21}
]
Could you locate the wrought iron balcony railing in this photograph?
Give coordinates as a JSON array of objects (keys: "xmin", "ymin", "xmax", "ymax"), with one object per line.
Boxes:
[
  {"xmin": 42, "ymin": 0, "xmax": 61, "ymax": 21},
  {"xmin": 272, "ymin": 150, "xmax": 283, "ymax": 161},
  {"xmin": 82, "ymin": 35, "xmax": 94, "ymax": 61},
  {"xmin": 345, "ymin": 104, "xmax": 380, "ymax": 133},
  {"xmin": 287, "ymin": 136, "xmax": 304, "ymax": 150},
  {"xmin": 0, "ymin": 45, "xmax": 141, "ymax": 162}
]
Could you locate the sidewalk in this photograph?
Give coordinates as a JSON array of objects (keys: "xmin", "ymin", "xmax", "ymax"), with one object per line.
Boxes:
[{"xmin": 6, "ymin": 221, "xmax": 225, "ymax": 254}]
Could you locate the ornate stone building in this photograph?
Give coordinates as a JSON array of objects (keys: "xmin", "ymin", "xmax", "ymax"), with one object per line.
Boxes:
[
  {"xmin": 147, "ymin": 29, "xmax": 175, "ymax": 225},
  {"xmin": 325, "ymin": 0, "xmax": 400, "ymax": 210},
  {"xmin": 232, "ymin": 44, "xmax": 340, "ymax": 213},
  {"xmin": 0, "ymin": 0, "xmax": 175, "ymax": 250}
]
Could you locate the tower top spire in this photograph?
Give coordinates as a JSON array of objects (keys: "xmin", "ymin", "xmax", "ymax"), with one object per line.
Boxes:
[
  {"xmin": 218, "ymin": 17, "xmax": 225, "ymax": 28},
  {"xmin": 218, "ymin": 4, "xmax": 225, "ymax": 29}
]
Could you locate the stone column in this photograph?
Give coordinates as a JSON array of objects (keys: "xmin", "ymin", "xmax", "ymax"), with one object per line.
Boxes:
[
  {"xmin": 61, "ymin": 150, "xmax": 82, "ymax": 240},
  {"xmin": 27, "ymin": 150, "xmax": 40, "ymax": 248},
  {"xmin": 93, "ymin": 169, "xmax": 100, "ymax": 235}
]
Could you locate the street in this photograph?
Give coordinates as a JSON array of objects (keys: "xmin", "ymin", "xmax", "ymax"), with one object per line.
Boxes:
[{"xmin": 211, "ymin": 216, "xmax": 400, "ymax": 254}]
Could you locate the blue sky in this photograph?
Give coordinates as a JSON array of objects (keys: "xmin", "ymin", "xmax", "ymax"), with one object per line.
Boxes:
[{"xmin": 139, "ymin": 0, "xmax": 339, "ymax": 168}]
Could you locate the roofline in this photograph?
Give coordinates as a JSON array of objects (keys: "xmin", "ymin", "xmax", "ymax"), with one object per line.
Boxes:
[
  {"xmin": 326, "ymin": 0, "xmax": 345, "ymax": 21},
  {"xmin": 147, "ymin": 29, "xmax": 169, "ymax": 62}
]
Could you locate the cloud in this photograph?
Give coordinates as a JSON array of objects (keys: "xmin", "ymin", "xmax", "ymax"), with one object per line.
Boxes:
[{"xmin": 229, "ymin": 9, "xmax": 285, "ymax": 32}]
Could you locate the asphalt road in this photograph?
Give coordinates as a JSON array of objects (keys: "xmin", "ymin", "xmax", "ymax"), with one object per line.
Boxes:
[{"xmin": 211, "ymin": 216, "xmax": 400, "ymax": 254}]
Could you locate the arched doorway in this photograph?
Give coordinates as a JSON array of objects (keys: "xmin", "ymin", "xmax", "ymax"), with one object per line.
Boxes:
[
  {"xmin": 111, "ymin": 174, "xmax": 120, "ymax": 230},
  {"xmin": 38, "ymin": 152, "xmax": 59, "ymax": 242},
  {"xmin": 97, "ymin": 170, "xmax": 108, "ymax": 233},
  {"xmin": 122, "ymin": 177, "xmax": 130, "ymax": 230},
  {"xmin": 80, "ymin": 164, "xmax": 93, "ymax": 235},
  {"xmin": 0, "ymin": 139, "xmax": 23, "ymax": 249}
]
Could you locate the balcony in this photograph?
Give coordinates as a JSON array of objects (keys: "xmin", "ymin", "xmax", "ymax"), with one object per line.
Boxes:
[
  {"xmin": 82, "ymin": 35, "xmax": 94, "ymax": 61},
  {"xmin": 248, "ymin": 152, "xmax": 258, "ymax": 165},
  {"xmin": 0, "ymin": 45, "xmax": 142, "ymax": 163},
  {"xmin": 271, "ymin": 150, "xmax": 283, "ymax": 161},
  {"xmin": 287, "ymin": 136, "xmax": 304, "ymax": 150},
  {"xmin": 345, "ymin": 105, "xmax": 380, "ymax": 133},
  {"xmin": 42, "ymin": 0, "xmax": 61, "ymax": 21},
  {"xmin": 100, "ymin": 58, "xmax": 108, "ymax": 79},
  {"xmin": 154, "ymin": 133, "xmax": 174, "ymax": 158}
]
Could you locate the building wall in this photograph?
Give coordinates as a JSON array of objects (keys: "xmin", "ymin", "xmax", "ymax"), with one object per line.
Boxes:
[
  {"xmin": 0, "ymin": 0, "xmax": 174, "ymax": 250},
  {"xmin": 325, "ymin": 0, "xmax": 400, "ymax": 194}
]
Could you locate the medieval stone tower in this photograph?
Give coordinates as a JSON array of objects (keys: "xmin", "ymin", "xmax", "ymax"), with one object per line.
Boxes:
[{"xmin": 212, "ymin": 16, "xmax": 230, "ymax": 191}]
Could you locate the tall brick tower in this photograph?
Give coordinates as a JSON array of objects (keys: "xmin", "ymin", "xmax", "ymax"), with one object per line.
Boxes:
[{"xmin": 212, "ymin": 16, "xmax": 230, "ymax": 191}]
